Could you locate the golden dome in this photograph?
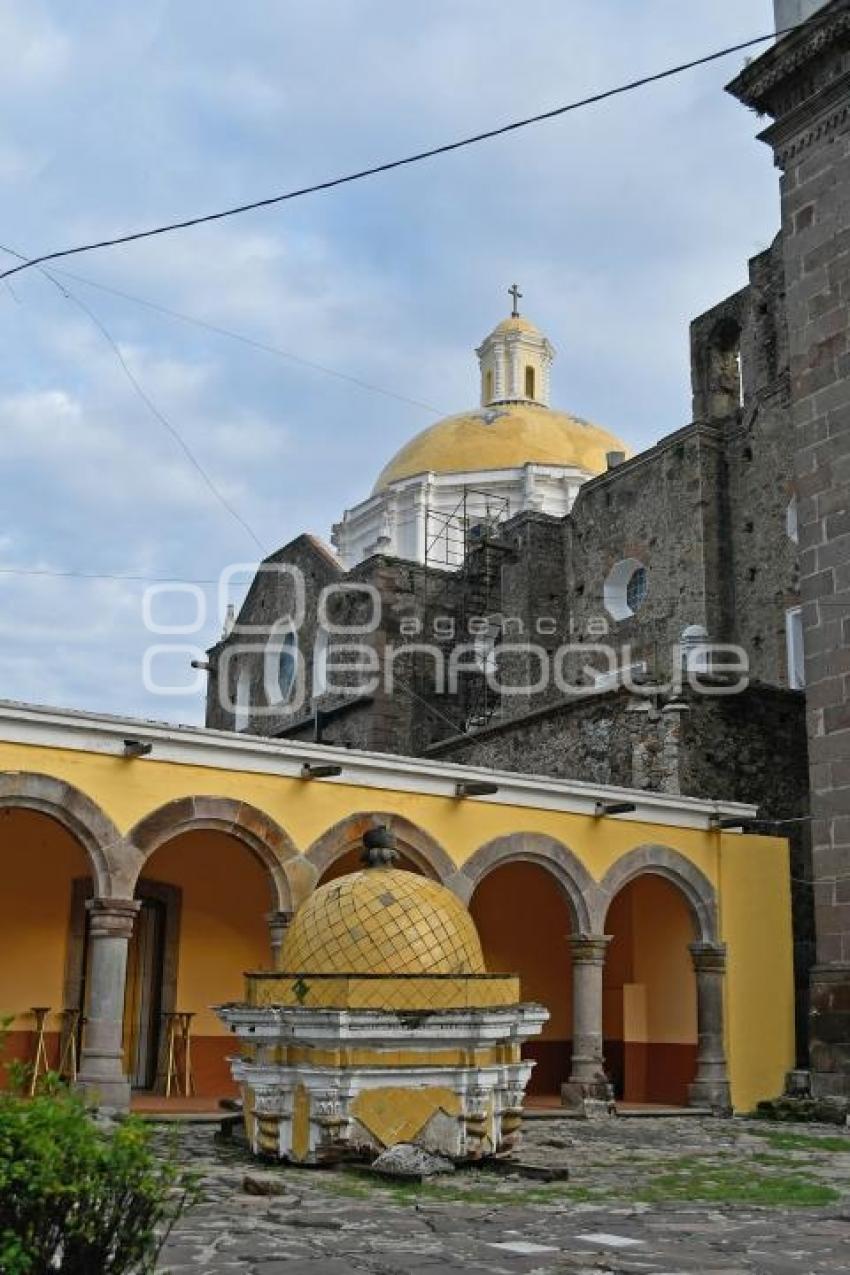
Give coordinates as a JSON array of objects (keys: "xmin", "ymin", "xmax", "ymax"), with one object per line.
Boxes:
[
  {"xmin": 373, "ymin": 403, "xmax": 629, "ymax": 493},
  {"xmin": 279, "ymin": 865, "xmax": 486, "ymax": 976},
  {"xmin": 491, "ymin": 315, "xmax": 540, "ymax": 336}
]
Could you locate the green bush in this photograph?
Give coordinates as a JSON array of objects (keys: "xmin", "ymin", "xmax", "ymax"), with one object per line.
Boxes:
[{"xmin": 0, "ymin": 1086, "xmax": 197, "ymax": 1274}]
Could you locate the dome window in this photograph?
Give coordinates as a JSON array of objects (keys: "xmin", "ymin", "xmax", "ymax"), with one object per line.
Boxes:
[
  {"xmin": 604, "ymin": 558, "xmax": 649, "ymax": 622},
  {"xmin": 525, "ymin": 365, "xmax": 536, "ymax": 399}
]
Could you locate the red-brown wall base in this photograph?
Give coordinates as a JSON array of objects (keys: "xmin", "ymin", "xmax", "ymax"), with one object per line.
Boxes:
[
  {"xmin": 523, "ymin": 1039, "xmax": 572, "ymax": 1095},
  {"xmin": 0, "ymin": 1030, "xmax": 62, "ymax": 1087},
  {"xmin": 605, "ymin": 1039, "xmax": 697, "ymax": 1106}
]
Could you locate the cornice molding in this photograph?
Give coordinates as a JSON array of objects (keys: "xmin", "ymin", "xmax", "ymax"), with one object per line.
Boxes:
[
  {"xmin": 727, "ymin": 5, "xmax": 850, "ymax": 110},
  {"xmin": 759, "ymin": 79, "xmax": 850, "ymax": 164},
  {"xmin": 0, "ymin": 696, "xmax": 756, "ymax": 831}
]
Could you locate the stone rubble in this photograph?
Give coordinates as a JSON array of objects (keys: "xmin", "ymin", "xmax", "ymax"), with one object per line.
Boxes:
[{"xmin": 370, "ymin": 1143, "xmax": 456, "ymax": 1181}]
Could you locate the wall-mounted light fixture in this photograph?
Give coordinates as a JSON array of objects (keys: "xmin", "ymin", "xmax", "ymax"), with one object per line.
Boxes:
[
  {"xmin": 300, "ymin": 763, "xmax": 343, "ymax": 780},
  {"xmin": 594, "ymin": 800, "xmax": 637, "ymax": 817},
  {"xmin": 455, "ymin": 781, "xmax": 500, "ymax": 798},
  {"xmin": 710, "ymin": 814, "xmax": 754, "ymax": 831}
]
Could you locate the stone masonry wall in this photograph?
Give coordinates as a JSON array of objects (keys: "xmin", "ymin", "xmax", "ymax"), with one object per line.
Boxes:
[{"xmin": 728, "ymin": 0, "xmax": 850, "ymax": 1091}]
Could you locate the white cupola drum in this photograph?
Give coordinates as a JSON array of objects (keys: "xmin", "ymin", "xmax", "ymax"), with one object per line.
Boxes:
[
  {"xmin": 476, "ymin": 285, "xmax": 554, "ymax": 408},
  {"xmin": 331, "ymin": 292, "xmax": 628, "ymax": 570}
]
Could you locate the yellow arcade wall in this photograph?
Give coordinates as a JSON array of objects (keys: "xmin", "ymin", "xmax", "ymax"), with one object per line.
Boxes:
[
  {"xmin": 139, "ymin": 831, "xmax": 271, "ymax": 1094},
  {"xmin": 604, "ymin": 876, "xmax": 698, "ymax": 1105},
  {"xmin": 0, "ymin": 739, "xmax": 795, "ymax": 1111},
  {"xmin": 0, "ymin": 809, "xmax": 90, "ymax": 1067},
  {"xmin": 470, "ymin": 861, "xmax": 574, "ymax": 1095}
]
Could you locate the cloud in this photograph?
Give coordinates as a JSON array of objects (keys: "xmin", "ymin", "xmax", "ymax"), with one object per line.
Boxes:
[
  {"xmin": 0, "ymin": 0, "xmax": 68, "ymax": 93},
  {"xmin": 0, "ymin": 0, "xmax": 780, "ymax": 721}
]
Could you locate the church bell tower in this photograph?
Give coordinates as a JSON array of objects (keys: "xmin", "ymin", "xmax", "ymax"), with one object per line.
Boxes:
[{"xmin": 476, "ymin": 285, "xmax": 555, "ymax": 408}]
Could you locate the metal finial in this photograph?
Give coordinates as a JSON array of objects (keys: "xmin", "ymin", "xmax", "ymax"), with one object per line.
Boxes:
[
  {"xmin": 508, "ymin": 283, "xmax": 522, "ymax": 317},
  {"xmin": 361, "ymin": 824, "xmax": 398, "ymax": 868}
]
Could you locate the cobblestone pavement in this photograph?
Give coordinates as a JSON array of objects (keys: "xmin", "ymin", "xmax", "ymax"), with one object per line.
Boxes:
[{"xmin": 157, "ymin": 1115, "xmax": 850, "ymax": 1273}]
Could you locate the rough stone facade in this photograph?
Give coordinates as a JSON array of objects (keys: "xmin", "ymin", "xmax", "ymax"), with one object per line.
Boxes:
[{"xmin": 728, "ymin": 0, "xmax": 850, "ymax": 1096}]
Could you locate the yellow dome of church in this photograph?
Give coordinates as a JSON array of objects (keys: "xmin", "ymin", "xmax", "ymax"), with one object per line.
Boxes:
[
  {"xmin": 279, "ymin": 854, "xmax": 486, "ymax": 977},
  {"xmin": 373, "ymin": 403, "xmax": 628, "ymax": 493},
  {"xmin": 372, "ymin": 299, "xmax": 628, "ymax": 493}
]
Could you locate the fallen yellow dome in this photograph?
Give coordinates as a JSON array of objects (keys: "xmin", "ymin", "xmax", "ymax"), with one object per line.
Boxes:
[
  {"xmin": 279, "ymin": 865, "xmax": 486, "ymax": 976},
  {"xmin": 373, "ymin": 403, "xmax": 629, "ymax": 493}
]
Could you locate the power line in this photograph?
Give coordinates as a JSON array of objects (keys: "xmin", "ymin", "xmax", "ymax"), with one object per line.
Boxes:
[
  {"xmin": 0, "ymin": 244, "xmax": 268, "ymax": 555},
  {"xmin": 0, "ymin": 23, "xmax": 812, "ymax": 283},
  {"xmin": 40, "ymin": 265, "xmax": 444, "ymax": 416},
  {"xmin": 0, "ymin": 565, "xmax": 250, "ymax": 585}
]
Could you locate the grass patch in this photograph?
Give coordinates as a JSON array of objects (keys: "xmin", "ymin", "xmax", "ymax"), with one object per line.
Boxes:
[
  {"xmin": 316, "ymin": 1168, "xmax": 608, "ymax": 1207},
  {"xmin": 751, "ymin": 1130, "xmax": 850, "ymax": 1155},
  {"xmin": 637, "ymin": 1163, "xmax": 839, "ymax": 1207},
  {"xmin": 318, "ymin": 1164, "xmax": 840, "ymax": 1210}
]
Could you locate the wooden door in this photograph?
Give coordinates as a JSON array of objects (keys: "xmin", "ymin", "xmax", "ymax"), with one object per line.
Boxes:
[{"xmin": 123, "ymin": 897, "xmax": 165, "ymax": 1089}]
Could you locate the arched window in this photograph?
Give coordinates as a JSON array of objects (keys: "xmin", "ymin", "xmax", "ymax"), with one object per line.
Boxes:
[
  {"xmin": 484, "ymin": 369, "xmax": 493, "ymax": 402},
  {"xmin": 277, "ymin": 629, "xmax": 299, "ymax": 703},
  {"xmin": 313, "ymin": 628, "xmax": 329, "ymax": 699},
  {"xmin": 525, "ymin": 365, "xmax": 536, "ymax": 399},
  {"xmin": 263, "ymin": 620, "xmax": 300, "ymax": 708},
  {"xmin": 707, "ymin": 317, "xmax": 743, "ymax": 417},
  {"xmin": 234, "ymin": 665, "xmax": 251, "ymax": 732}
]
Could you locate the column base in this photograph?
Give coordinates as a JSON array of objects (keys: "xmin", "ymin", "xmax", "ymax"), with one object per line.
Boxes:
[
  {"xmin": 76, "ymin": 1053, "xmax": 132, "ymax": 1113},
  {"xmin": 76, "ymin": 1075, "xmax": 132, "ymax": 1112},
  {"xmin": 809, "ymin": 964, "xmax": 850, "ymax": 1099},
  {"xmin": 561, "ymin": 1078, "xmax": 616, "ymax": 1118},
  {"xmin": 687, "ymin": 1079, "xmax": 731, "ymax": 1115}
]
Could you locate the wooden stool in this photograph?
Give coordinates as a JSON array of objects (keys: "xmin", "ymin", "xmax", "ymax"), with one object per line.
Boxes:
[
  {"xmin": 57, "ymin": 1008, "xmax": 82, "ymax": 1084},
  {"xmin": 28, "ymin": 1007, "xmax": 51, "ymax": 1095},
  {"xmin": 162, "ymin": 1011, "xmax": 195, "ymax": 1098}
]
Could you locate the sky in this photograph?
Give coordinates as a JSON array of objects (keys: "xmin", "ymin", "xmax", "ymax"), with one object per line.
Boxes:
[{"xmin": 0, "ymin": 0, "xmax": 782, "ymax": 726}]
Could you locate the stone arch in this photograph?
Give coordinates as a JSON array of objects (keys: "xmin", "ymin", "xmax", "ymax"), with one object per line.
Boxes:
[
  {"xmin": 597, "ymin": 845, "xmax": 718, "ymax": 941},
  {"xmin": 0, "ymin": 771, "xmax": 124, "ymax": 897},
  {"xmin": 455, "ymin": 832, "xmax": 599, "ymax": 934},
  {"xmin": 306, "ymin": 812, "xmax": 455, "ymax": 884},
  {"xmin": 127, "ymin": 796, "xmax": 296, "ymax": 911}
]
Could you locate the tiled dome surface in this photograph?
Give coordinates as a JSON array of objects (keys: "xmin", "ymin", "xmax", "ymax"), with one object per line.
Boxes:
[{"xmin": 279, "ymin": 866, "xmax": 486, "ymax": 976}]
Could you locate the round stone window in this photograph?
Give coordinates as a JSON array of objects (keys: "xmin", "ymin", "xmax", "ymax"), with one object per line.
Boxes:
[{"xmin": 603, "ymin": 558, "xmax": 649, "ymax": 622}]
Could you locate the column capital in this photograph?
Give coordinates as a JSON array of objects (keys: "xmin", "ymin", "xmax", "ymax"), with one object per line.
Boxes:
[
  {"xmin": 85, "ymin": 897, "xmax": 140, "ymax": 940},
  {"xmin": 265, "ymin": 909, "xmax": 294, "ymax": 928},
  {"xmin": 569, "ymin": 934, "xmax": 612, "ymax": 965},
  {"xmin": 689, "ymin": 941, "xmax": 727, "ymax": 973}
]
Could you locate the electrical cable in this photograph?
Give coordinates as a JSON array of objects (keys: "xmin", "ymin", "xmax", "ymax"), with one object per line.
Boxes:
[
  {"xmin": 0, "ymin": 244, "xmax": 268, "ymax": 555},
  {"xmin": 0, "ymin": 22, "xmax": 818, "ymax": 282},
  {"xmin": 30, "ymin": 265, "xmax": 445, "ymax": 417}
]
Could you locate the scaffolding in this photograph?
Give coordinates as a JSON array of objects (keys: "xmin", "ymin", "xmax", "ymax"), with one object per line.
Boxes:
[
  {"xmin": 423, "ymin": 487, "xmax": 511, "ymax": 573},
  {"xmin": 422, "ymin": 487, "xmax": 512, "ymax": 732}
]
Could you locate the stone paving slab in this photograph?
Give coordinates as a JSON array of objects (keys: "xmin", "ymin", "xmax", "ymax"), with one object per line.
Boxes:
[{"xmin": 156, "ymin": 1116, "xmax": 850, "ymax": 1273}]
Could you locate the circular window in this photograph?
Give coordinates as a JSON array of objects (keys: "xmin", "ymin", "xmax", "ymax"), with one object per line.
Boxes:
[
  {"xmin": 603, "ymin": 558, "xmax": 649, "ymax": 622},
  {"xmin": 626, "ymin": 566, "xmax": 648, "ymax": 614}
]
